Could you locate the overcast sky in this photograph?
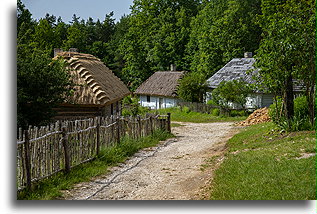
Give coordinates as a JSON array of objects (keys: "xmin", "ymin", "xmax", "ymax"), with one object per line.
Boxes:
[{"xmin": 22, "ymin": 0, "xmax": 134, "ymax": 23}]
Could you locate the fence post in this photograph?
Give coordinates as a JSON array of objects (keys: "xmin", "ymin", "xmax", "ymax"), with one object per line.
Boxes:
[
  {"xmin": 138, "ymin": 116, "xmax": 142, "ymax": 138},
  {"xmin": 23, "ymin": 130, "xmax": 32, "ymax": 189},
  {"xmin": 61, "ymin": 126, "xmax": 71, "ymax": 173},
  {"xmin": 116, "ymin": 117, "xmax": 120, "ymax": 144},
  {"xmin": 167, "ymin": 113, "xmax": 171, "ymax": 133},
  {"xmin": 96, "ymin": 117, "xmax": 100, "ymax": 156},
  {"xmin": 149, "ymin": 116, "xmax": 153, "ymax": 134}
]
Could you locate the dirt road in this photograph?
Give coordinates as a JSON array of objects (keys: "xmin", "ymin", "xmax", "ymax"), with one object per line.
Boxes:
[{"xmin": 62, "ymin": 122, "xmax": 238, "ymax": 200}]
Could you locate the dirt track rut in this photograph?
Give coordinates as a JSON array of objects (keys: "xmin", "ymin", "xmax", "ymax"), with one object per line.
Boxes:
[{"xmin": 62, "ymin": 122, "xmax": 237, "ymax": 200}]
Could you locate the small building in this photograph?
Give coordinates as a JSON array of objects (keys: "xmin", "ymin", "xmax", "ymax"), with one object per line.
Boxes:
[
  {"xmin": 54, "ymin": 50, "xmax": 130, "ymax": 119},
  {"xmin": 134, "ymin": 67, "xmax": 185, "ymax": 109},
  {"xmin": 206, "ymin": 52, "xmax": 272, "ymax": 109},
  {"xmin": 206, "ymin": 52, "xmax": 305, "ymax": 110}
]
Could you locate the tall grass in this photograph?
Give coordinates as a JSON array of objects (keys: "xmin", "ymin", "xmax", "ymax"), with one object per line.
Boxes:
[{"xmin": 17, "ymin": 130, "xmax": 174, "ymax": 200}]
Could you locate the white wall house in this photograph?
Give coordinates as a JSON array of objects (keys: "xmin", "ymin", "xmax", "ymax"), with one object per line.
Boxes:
[
  {"xmin": 139, "ymin": 95, "xmax": 180, "ymax": 110},
  {"xmin": 135, "ymin": 70, "xmax": 185, "ymax": 110},
  {"xmin": 206, "ymin": 53, "xmax": 274, "ymax": 110}
]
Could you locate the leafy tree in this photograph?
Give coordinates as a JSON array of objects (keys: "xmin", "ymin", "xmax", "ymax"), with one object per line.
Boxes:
[
  {"xmin": 120, "ymin": 0, "xmax": 200, "ymax": 90},
  {"xmin": 177, "ymin": 72, "xmax": 207, "ymax": 102},
  {"xmin": 17, "ymin": 45, "xmax": 73, "ymax": 128},
  {"xmin": 255, "ymin": 0, "xmax": 315, "ymax": 125},
  {"xmin": 63, "ymin": 19, "xmax": 88, "ymax": 52},
  {"xmin": 17, "ymin": 2, "xmax": 73, "ymax": 128},
  {"xmin": 211, "ymin": 80, "xmax": 253, "ymax": 110},
  {"xmin": 186, "ymin": 0, "xmax": 262, "ymax": 77}
]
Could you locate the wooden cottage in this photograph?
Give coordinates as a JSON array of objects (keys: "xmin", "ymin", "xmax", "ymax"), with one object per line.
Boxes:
[
  {"xmin": 206, "ymin": 52, "xmax": 304, "ymax": 109},
  {"xmin": 54, "ymin": 51, "xmax": 130, "ymax": 119},
  {"xmin": 134, "ymin": 69, "xmax": 185, "ymax": 109},
  {"xmin": 206, "ymin": 53, "xmax": 271, "ymax": 109}
]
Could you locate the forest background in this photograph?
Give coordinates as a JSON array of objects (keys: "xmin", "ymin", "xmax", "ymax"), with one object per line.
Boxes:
[{"xmin": 17, "ymin": 0, "xmax": 315, "ymax": 129}]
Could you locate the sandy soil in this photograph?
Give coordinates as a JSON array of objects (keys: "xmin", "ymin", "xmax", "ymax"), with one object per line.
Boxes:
[{"xmin": 61, "ymin": 122, "xmax": 238, "ymax": 200}]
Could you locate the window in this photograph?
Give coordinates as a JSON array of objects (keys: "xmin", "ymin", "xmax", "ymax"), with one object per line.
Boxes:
[{"xmin": 147, "ymin": 95, "xmax": 151, "ymax": 102}]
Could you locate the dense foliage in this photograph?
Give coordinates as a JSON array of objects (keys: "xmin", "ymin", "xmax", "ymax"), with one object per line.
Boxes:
[
  {"xmin": 269, "ymin": 96, "xmax": 313, "ymax": 131},
  {"xmin": 255, "ymin": 0, "xmax": 315, "ymax": 126},
  {"xmin": 17, "ymin": 0, "xmax": 315, "ymax": 129},
  {"xmin": 210, "ymin": 80, "xmax": 253, "ymax": 110},
  {"xmin": 17, "ymin": 1, "xmax": 73, "ymax": 128}
]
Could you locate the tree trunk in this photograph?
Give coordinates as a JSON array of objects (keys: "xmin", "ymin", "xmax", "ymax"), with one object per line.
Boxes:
[
  {"xmin": 283, "ymin": 73, "xmax": 294, "ymax": 121},
  {"xmin": 307, "ymin": 83, "xmax": 315, "ymax": 126}
]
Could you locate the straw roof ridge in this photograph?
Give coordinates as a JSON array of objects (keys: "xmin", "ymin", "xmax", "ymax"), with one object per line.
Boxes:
[
  {"xmin": 56, "ymin": 52, "xmax": 130, "ymax": 105},
  {"xmin": 135, "ymin": 71, "xmax": 185, "ymax": 97}
]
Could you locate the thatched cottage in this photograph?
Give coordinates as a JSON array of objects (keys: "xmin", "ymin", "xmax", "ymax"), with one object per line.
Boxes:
[
  {"xmin": 54, "ymin": 50, "xmax": 130, "ymax": 119},
  {"xmin": 206, "ymin": 52, "xmax": 272, "ymax": 109},
  {"xmin": 134, "ymin": 67, "xmax": 185, "ymax": 109}
]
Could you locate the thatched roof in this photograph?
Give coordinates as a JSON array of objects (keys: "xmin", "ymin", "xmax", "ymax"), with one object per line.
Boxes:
[
  {"xmin": 207, "ymin": 58, "xmax": 258, "ymax": 89},
  {"xmin": 56, "ymin": 52, "xmax": 130, "ymax": 105},
  {"xmin": 134, "ymin": 71, "xmax": 185, "ymax": 98}
]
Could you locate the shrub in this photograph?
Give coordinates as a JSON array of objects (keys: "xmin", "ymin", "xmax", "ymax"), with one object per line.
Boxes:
[
  {"xmin": 211, "ymin": 80, "xmax": 253, "ymax": 110},
  {"xmin": 122, "ymin": 95, "xmax": 149, "ymax": 116},
  {"xmin": 211, "ymin": 108, "xmax": 220, "ymax": 116},
  {"xmin": 182, "ymin": 106, "xmax": 191, "ymax": 113},
  {"xmin": 269, "ymin": 96, "xmax": 313, "ymax": 131},
  {"xmin": 230, "ymin": 110, "xmax": 247, "ymax": 117}
]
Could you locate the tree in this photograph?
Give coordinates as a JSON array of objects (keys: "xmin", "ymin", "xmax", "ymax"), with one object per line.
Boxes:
[
  {"xmin": 255, "ymin": 0, "xmax": 315, "ymax": 125},
  {"xmin": 120, "ymin": 0, "xmax": 200, "ymax": 90},
  {"xmin": 177, "ymin": 72, "xmax": 207, "ymax": 102},
  {"xmin": 186, "ymin": 0, "xmax": 262, "ymax": 77},
  {"xmin": 211, "ymin": 80, "xmax": 252, "ymax": 110},
  {"xmin": 17, "ymin": 45, "xmax": 73, "ymax": 128}
]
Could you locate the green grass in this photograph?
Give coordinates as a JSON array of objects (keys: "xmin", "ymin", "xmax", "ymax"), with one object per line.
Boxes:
[
  {"xmin": 152, "ymin": 107, "xmax": 247, "ymax": 123},
  {"xmin": 209, "ymin": 122, "xmax": 316, "ymax": 200},
  {"xmin": 17, "ymin": 130, "xmax": 174, "ymax": 200},
  {"xmin": 171, "ymin": 123, "xmax": 185, "ymax": 127}
]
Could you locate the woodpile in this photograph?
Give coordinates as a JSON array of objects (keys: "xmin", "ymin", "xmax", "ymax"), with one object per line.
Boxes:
[{"xmin": 236, "ymin": 107, "xmax": 271, "ymax": 126}]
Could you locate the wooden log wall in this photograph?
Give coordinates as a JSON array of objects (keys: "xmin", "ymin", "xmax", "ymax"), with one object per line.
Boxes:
[{"xmin": 16, "ymin": 114, "xmax": 170, "ymax": 191}]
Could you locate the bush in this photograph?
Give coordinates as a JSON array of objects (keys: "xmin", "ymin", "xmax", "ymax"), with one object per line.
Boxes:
[
  {"xmin": 269, "ymin": 96, "xmax": 313, "ymax": 131},
  {"xmin": 211, "ymin": 80, "xmax": 253, "ymax": 110},
  {"xmin": 122, "ymin": 95, "xmax": 149, "ymax": 116},
  {"xmin": 182, "ymin": 106, "xmax": 191, "ymax": 113},
  {"xmin": 211, "ymin": 108, "xmax": 220, "ymax": 116},
  {"xmin": 230, "ymin": 110, "xmax": 247, "ymax": 117}
]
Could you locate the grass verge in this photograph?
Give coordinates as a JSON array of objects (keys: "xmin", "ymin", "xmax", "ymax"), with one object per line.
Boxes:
[
  {"xmin": 209, "ymin": 122, "xmax": 316, "ymax": 200},
  {"xmin": 17, "ymin": 129, "xmax": 174, "ymax": 200},
  {"xmin": 152, "ymin": 107, "xmax": 247, "ymax": 123}
]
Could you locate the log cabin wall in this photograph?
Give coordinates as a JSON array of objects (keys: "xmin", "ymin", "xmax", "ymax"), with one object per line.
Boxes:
[{"xmin": 53, "ymin": 101, "xmax": 122, "ymax": 120}]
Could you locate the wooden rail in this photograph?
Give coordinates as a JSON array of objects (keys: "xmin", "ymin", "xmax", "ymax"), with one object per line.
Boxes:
[{"xmin": 16, "ymin": 114, "xmax": 171, "ymax": 191}]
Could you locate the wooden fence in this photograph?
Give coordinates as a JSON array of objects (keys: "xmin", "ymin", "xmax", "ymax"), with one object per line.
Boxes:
[
  {"xmin": 16, "ymin": 113, "xmax": 171, "ymax": 191},
  {"xmin": 177, "ymin": 101, "xmax": 217, "ymax": 114}
]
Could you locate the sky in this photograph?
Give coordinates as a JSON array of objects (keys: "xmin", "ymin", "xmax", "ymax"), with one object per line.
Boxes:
[{"xmin": 22, "ymin": 0, "xmax": 134, "ymax": 23}]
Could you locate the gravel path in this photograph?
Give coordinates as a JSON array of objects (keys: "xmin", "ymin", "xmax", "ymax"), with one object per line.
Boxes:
[{"xmin": 62, "ymin": 122, "xmax": 238, "ymax": 200}]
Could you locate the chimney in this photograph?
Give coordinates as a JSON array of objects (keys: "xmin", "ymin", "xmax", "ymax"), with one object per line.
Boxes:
[
  {"xmin": 244, "ymin": 52, "xmax": 253, "ymax": 58},
  {"xmin": 170, "ymin": 64, "xmax": 176, "ymax": 71},
  {"xmin": 54, "ymin": 48, "xmax": 63, "ymax": 57}
]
